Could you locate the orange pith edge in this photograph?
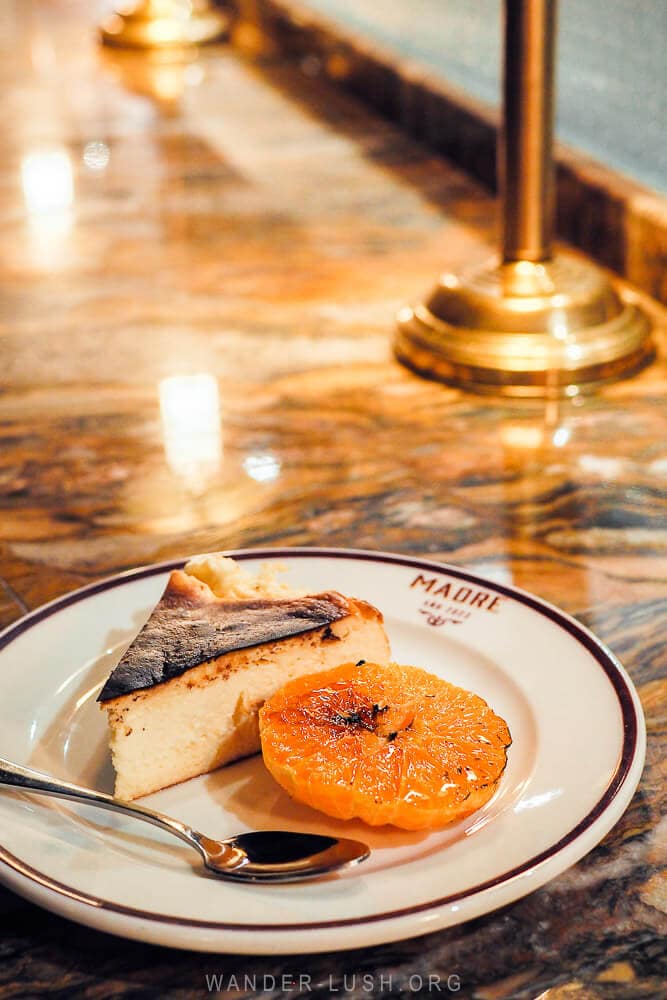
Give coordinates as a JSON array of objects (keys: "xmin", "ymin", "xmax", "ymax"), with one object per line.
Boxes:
[{"xmin": 259, "ymin": 661, "xmax": 512, "ymax": 831}]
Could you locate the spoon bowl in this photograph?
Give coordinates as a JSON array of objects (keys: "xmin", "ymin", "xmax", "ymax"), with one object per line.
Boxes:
[
  {"xmin": 197, "ymin": 830, "xmax": 369, "ymax": 881},
  {"xmin": 0, "ymin": 756, "xmax": 370, "ymax": 882}
]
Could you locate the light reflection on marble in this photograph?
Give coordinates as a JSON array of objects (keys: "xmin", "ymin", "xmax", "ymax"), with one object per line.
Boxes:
[
  {"xmin": 21, "ymin": 149, "xmax": 74, "ymax": 214},
  {"xmin": 0, "ymin": 0, "xmax": 665, "ymax": 997},
  {"xmin": 82, "ymin": 140, "xmax": 110, "ymax": 171},
  {"xmin": 20, "ymin": 147, "xmax": 74, "ymax": 267},
  {"xmin": 158, "ymin": 373, "xmax": 222, "ymax": 493},
  {"xmin": 244, "ymin": 452, "xmax": 282, "ymax": 482},
  {"xmin": 551, "ymin": 424, "xmax": 571, "ymax": 448},
  {"xmin": 99, "ymin": 45, "xmax": 207, "ymax": 109}
]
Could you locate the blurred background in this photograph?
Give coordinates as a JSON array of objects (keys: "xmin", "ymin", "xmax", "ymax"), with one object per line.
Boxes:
[{"xmin": 305, "ymin": 0, "xmax": 666, "ymax": 192}]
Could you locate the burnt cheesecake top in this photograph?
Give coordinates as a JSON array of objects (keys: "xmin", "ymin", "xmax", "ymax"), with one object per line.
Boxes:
[{"xmin": 98, "ymin": 569, "xmax": 350, "ymax": 703}]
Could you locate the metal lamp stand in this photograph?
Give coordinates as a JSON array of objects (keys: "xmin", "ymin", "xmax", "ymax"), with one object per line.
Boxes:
[{"xmin": 395, "ymin": 0, "xmax": 652, "ymax": 396}]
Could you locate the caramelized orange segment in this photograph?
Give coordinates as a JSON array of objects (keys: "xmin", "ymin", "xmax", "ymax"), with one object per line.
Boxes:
[{"xmin": 259, "ymin": 661, "xmax": 511, "ymax": 830}]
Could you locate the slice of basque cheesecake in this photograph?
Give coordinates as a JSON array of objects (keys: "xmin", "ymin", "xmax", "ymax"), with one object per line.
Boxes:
[{"xmin": 98, "ymin": 554, "xmax": 391, "ymax": 800}]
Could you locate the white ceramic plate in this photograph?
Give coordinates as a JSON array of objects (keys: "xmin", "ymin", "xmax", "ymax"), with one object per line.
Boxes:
[{"xmin": 0, "ymin": 548, "xmax": 645, "ymax": 954}]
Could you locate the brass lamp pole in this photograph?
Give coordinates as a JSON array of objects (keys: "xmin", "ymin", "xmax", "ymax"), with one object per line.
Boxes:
[
  {"xmin": 502, "ymin": 0, "xmax": 554, "ymax": 264},
  {"xmin": 395, "ymin": 0, "xmax": 652, "ymax": 396},
  {"xmin": 100, "ymin": 1, "xmax": 228, "ymax": 49}
]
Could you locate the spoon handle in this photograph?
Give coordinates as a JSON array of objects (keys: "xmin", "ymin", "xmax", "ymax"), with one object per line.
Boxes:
[{"xmin": 0, "ymin": 756, "xmax": 202, "ymax": 856}]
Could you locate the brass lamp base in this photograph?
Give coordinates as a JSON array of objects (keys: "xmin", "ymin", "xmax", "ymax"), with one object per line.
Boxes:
[
  {"xmin": 395, "ymin": 253, "xmax": 652, "ymax": 397},
  {"xmin": 100, "ymin": 1, "xmax": 228, "ymax": 50}
]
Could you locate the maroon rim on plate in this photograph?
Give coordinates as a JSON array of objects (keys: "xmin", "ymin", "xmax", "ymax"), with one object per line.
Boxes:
[{"xmin": 0, "ymin": 547, "xmax": 641, "ymax": 933}]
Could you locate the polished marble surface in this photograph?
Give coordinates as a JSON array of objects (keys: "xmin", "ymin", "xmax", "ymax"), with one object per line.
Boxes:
[{"xmin": 0, "ymin": 2, "xmax": 665, "ymax": 997}]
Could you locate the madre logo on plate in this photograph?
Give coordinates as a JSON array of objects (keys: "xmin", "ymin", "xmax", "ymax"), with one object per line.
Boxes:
[{"xmin": 409, "ymin": 572, "xmax": 503, "ymax": 628}]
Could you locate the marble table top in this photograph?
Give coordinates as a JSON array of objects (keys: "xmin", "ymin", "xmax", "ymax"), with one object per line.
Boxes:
[{"xmin": 0, "ymin": 2, "xmax": 664, "ymax": 997}]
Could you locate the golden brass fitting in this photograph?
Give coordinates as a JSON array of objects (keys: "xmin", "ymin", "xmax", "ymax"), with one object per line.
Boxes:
[
  {"xmin": 100, "ymin": 1, "xmax": 229, "ymax": 50},
  {"xmin": 395, "ymin": 0, "xmax": 652, "ymax": 396}
]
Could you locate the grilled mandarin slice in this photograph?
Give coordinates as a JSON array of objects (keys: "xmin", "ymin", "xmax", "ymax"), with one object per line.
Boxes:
[{"xmin": 259, "ymin": 661, "xmax": 511, "ymax": 831}]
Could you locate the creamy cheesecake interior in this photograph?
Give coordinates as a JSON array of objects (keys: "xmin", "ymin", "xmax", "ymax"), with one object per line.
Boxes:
[{"xmin": 99, "ymin": 555, "xmax": 391, "ymax": 800}]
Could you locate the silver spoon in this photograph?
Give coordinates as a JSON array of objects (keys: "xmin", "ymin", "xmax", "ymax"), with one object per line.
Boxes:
[{"xmin": 0, "ymin": 756, "xmax": 369, "ymax": 882}]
